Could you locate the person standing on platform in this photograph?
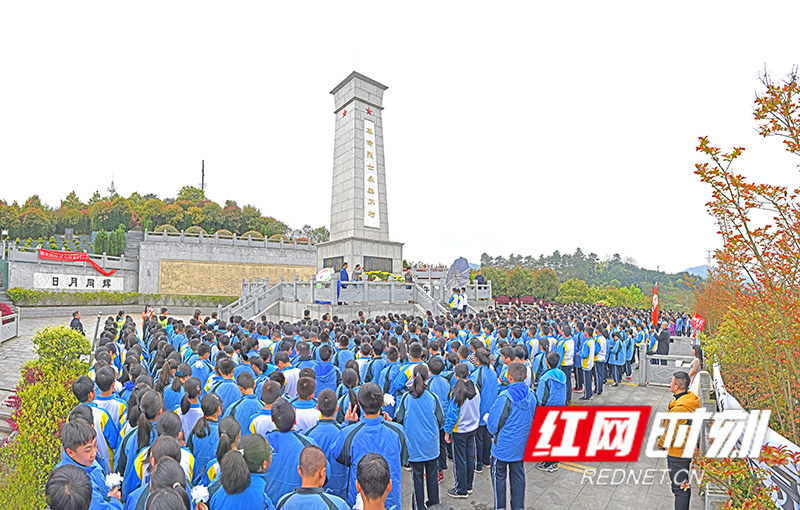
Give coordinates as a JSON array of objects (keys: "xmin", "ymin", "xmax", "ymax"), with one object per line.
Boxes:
[{"xmin": 339, "ymin": 262, "xmax": 349, "ymax": 305}]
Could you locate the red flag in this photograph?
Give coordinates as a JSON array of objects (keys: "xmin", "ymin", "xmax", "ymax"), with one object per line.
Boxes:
[
  {"xmin": 690, "ymin": 313, "xmax": 706, "ymax": 336},
  {"xmin": 651, "ymin": 283, "xmax": 659, "ymax": 326}
]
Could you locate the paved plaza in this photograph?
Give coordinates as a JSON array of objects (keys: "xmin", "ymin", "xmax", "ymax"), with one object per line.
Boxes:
[{"xmin": 0, "ymin": 318, "xmax": 703, "ymax": 509}]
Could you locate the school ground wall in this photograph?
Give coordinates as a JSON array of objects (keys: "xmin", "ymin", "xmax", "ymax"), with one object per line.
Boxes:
[{"xmin": 7, "ymin": 260, "xmax": 139, "ymax": 292}]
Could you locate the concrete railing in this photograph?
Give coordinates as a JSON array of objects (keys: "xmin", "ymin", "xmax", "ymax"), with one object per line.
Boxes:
[
  {"xmin": 637, "ymin": 343, "xmax": 695, "ymax": 386},
  {"xmin": 220, "ymin": 278, "xmax": 450, "ymax": 321},
  {"xmin": 143, "ymin": 230, "xmax": 316, "ymax": 251},
  {"xmin": 1, "ymin": 307, "xmax": 20, "ymax": 343},
  {"xmin": 6, "ymin": 245, "xmax": 138, "ymax": 271},
  {"xmin": 423, "ymin": 282, "xmax": 493, "ymax": 305}
]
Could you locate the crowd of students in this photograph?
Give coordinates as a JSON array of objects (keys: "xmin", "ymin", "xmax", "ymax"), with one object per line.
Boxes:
[{"xmin": 45, "ymin": 303, "xmax": 686, "ymax": 510}]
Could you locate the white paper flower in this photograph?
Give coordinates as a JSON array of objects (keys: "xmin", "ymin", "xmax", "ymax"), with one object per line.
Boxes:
[
  {"xmin": 114, "ymin": 381, "xmax": 123, "ymax": 393},
  {"xmin": 383, "ymin": 394, "xmax": 395, "ymax": 407},
  {"xmin": 354, "ymin": 493, "xmax": 364, "ymax": 510},
  {"xmin": 194, "ymin": 360, "xmax": 203, "ymax": 369},
  {"xmin": 105, "ymin": 473, "xmax": 123, "ymax": 489},
  {"xmin": 191, "ymin": 485, "xmax": 209, "ymax": 503}
]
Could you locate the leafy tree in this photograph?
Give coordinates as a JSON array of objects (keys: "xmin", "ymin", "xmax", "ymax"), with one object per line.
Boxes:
[
  {"xmin": 18, "ymin": 208, "xmax": 50, "ymax": 239},
  {"xmin": 94, "ymin": 230, "xmax": 108, "ymax": 254},
  {"xmin": 530, "ymin": 268, "xmax": 559, "ymax": 300},
  {"xmin": 556, "ymin": 278, "xmax": 590, "ymax": 304},
  {"xmin": 221, "ymin": 204, "xmax": 243, "ymax": 233},
  {"xmin": 292, "ymin": 224, "xmax": 330, "ymax": 243},
  {"xmin": 108, "ymin": 198, "xmax": 133, "ymax": 230},
  {"xmin": 176, "ymin": 185, "xmax": 206, "ymax": 202},
  {"xmin": 200, "ymin": 202, "xmax": 223, "ymax": 233},
  {"xmin": 140, "ymin": 198, "xmax": 165, "ymax": 227},
  {"xmin": 505, "ymin": 267, "xmax": 532, "ymax": 298},
  {"xmin": 241, "ymin": 205, "xmax": 262, "ymax": 232},
  {"xmin": 87, "ymin": 191, "xmax": 102, "ymax": 206},
  {"xmin": 0, "ymin": 205, "xmax": 20, "ymax": 233},
  {"xmin": 694, "ymin": 66, "xmax": 800, "ymax": 443},
  {"xmin": 22, "ymin": 195, "xmax": 45, "ymax": 211},
  {"xmin": 88, "ymin": 201, "xmax": 112, "ymax": 231},
  {"xmin": 60, "ymin": 191, "xmax": 84, "ymax": 210}
]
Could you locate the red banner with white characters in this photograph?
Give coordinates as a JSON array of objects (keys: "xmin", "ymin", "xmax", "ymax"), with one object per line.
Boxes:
[
  {"xmin": 38, "ymin": 249, "xmax": 117, "ymax": 276},
  {"xmin": 651, "ymin": 283, "xmax": 659, "ymax": 326}
]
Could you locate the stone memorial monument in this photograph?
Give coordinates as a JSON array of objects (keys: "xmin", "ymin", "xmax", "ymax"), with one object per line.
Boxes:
[{"xmin": 316, "ymin": 72, "xmax": 403, "ymax": 275}]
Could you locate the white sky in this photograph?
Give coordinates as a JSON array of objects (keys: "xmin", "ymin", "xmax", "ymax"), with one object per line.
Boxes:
[{"xmin": 2, "ymin": 2, "xmax": 800, "ymax": 273}]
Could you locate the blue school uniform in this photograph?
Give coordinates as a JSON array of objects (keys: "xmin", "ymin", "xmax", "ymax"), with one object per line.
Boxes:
[
  {"xmin": 248, "ymin": 409, "xmax": 275, "ymax": 436},
  {"xmin": 263, "ymin": 430, "xmax": 317, "ymax": 504},
  {"xmin": 118, "ymin": 381, "xmax": 136, "ymax": 404},
  {"xmin": 95, "ymin": 394, "xmax": 128, "ymax": 432},
  {"xmin": 363, "ymin": 356, "xmax": 386, "ymax": 384},
  {"xmin": 531, "ymin": 352, "xmax": 548, "ymax": 382},
  {"xmin": 469, "ymin": 365, "xmax": 498, "ymax": 426},
  {"xmin": 334, "ymin": 387, "xmax": 360, "ymax": 424},
  {"xmin": 161, "ymin": 385, "xmax": 184, "ymax": 413},
  {"xmin": 376, "ymin": 362, "xmax": 401, "ymax": 417},
  {"xmin": 487, "ymin": 382, "xmax": 537, "ymax": 461},
  {"xmin": 177, "ymin": 403, "xmax": 203, "ymax": 440},
  {"xmin": 536, "ymin": 368, "xmax": 567, "ymax": 407},
  {"xmin": 233, "ymin": 362, "xmax": 256, "ymax": 381},
  {"xmin": 208, "ymin": 472, "xmax": 275, "ymax": 510},
  {"xmin": 426, "ymin": 373, "xmax": 450, "ymax": 412},
  {"xmin": 81, "ymin": 402, "xmax": 119, "ymax": 474},
  {"xmin": 394, "ymin": 389, "xmax": 444, "ymax": 462},
  {"xmin": 313, "ymin": 361, "xmax": 341, "ymax": 397},
  {"xmin": 192, "ymin": 360, "xmax": 214, "ymax": 392},
  {"xmin": 209, "ymin": 378, "xmax": 241, "ymax": 411},
  {"xmin": 608, "ymin": 337, "xmax": 626, "ymax": 366},
  {"xmin": 390, "ymin": 361, "xmax": 422, "ymax": 394},
  {"xmin": 55, "ymin": 452, "xmax": 118, "ymax": 509},
  {"xmin": 223, "ymin": 393, "xmax": 264, "ymax": 425},
  {"xmin": 171, "ymin": 333, "xmax": 186, "ymax": 351},
  {"xmin": 275, "ymin": 488, "xmax": 350, "ymax": 510},
  {"xmin": 332, "ymin": 348, "xmax": 354, "ymax": 372},
  {"xmin": 332, "ymin": 415, "xmax": 409, "ymax": 508},
  {"xmin": 187, "ymin": 419, "xmax": 219, "ymax": 485},
  {"xmin": 304, "ymin": 419, "xmax": 347, "ymax": 499},
  {"xmin": 295, "ymin": 356, "xmax": 318, "ymax": 370}
]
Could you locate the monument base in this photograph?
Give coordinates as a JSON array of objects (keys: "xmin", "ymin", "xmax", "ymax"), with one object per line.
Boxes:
[{"xmin": 316, "ymin": 237, "xmax": 404, "ymax": 275}]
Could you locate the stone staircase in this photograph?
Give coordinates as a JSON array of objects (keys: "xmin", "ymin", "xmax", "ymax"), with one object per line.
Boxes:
[
  {"xmin": 0, "ymin": 288, "xmax": 13, "ymax": 310},
  {"xmin": 124, "ymin": 231, "xmax": 144, "ymax": 259}
]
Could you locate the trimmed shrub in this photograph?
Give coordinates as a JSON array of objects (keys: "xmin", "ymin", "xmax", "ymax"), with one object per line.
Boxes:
[
  {"xmin": 154, "ymin": 224, "xmax": 179, "ymax": 234},
  {"xmin": 185, "ymin": 226, "xmax": 207, "ymax": 236},
  {"xmin": 241, "ymin": 230, "xmax": 264, "ymax": 239},
  {"xmin": 214, "ymin": 229, "xmax": 233, "ymax": 237},
  {"xmin": 0, "ymin": 326, "xmax": 89, "ymax": 508}
]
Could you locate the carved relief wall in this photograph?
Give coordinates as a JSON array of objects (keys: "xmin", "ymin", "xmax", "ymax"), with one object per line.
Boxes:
[{"xmin": 158, "ymin": 260, "xmax": 313, "ymax": 295}]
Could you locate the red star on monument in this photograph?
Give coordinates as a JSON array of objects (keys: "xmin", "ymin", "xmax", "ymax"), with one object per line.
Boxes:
[
  {"xmin": 342, "ymin": 110, "xmax": 347, "ymax": 117},
  {"xmin": 366, "ymin": 107, "xmax": 372, "ymax": 115}
]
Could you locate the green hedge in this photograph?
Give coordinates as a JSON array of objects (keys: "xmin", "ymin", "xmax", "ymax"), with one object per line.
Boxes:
[
  {"xmin": 6, "ymin": 288, "xmax": 237, "ymax": 307},
  {"xmin": 0, "ymin": 326, "xmax": 89, "ymax": 509}
]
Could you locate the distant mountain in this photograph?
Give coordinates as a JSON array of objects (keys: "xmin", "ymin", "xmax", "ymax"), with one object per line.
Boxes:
[{"xmin": 683, "ymin": 264, "xmax": 709, "ymax": 279}]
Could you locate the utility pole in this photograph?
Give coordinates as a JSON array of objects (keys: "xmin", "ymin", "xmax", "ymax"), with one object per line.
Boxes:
[{"xmin": 201, "ymin": 160, "xmax": 205, "ymax": 192}]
